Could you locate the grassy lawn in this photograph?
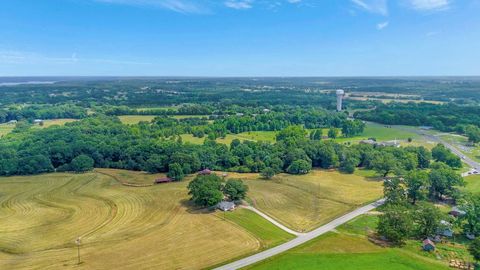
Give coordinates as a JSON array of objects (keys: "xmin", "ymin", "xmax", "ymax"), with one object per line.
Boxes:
[
  {"xmin": 225, "ymin": 170, "xmax": 383, "ymax": 232},
  {"xmin": 0, "ymin": 123, "xmax": 14, "ymax": 137},
  {"xmin": 118, "ymin": 115, "xmax": 157, "ymax": 124},
  {"xmin": 221, "ymin": 208, "xmax": 295, "ymax": 249},
  {"xmin": 462, "ymin": 175, "xmax": 480, "ymax": 194},
  {"xmin": 334, "ymin": 123, "xmax": 420, "ymax": 144},
  {"xmin": 245, "ymin": 215, "xmax": 450, "ymax": 270},
  {"xmin": 40, "ymin": 118, "xmax": 78, "ymax": 128},
  {"xmin": 182, "ymin": 131, "xmax": 278, "ymax": 145},
  {"xmin": 0, "ymin": 171, "xmax": 266, "ymax": 269}
]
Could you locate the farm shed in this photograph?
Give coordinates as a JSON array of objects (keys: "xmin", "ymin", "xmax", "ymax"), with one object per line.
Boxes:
[
  {"xmin": 154, "ymin": 177, "xmax": 173, "ymax": 184},
  {"xmin": 422, "ymin": 239, "xmax": 435, "ymax": 251}
]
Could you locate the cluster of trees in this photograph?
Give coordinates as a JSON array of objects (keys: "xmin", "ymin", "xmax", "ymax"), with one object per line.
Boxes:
[
  {"xmin": 0, "ymin": 104, "xmax": 87, "ymax": 124},
  {"xmin": 431, "ymin": 144, "xmax": 462, "ymax": 168},
  {"xmin": 377, "ymin": 161, "xmax": 465, "ymax": 245},
  {"xmin": 0, "ymin": 116, "xmax": 426, "ymax": 177},
  {"xmin": 355, "ymin": 103, "xmax": 480, "ymax": 134},
  {"xmin": 187, "ymin": 174, "xmax": 248, "ymax": 207}
]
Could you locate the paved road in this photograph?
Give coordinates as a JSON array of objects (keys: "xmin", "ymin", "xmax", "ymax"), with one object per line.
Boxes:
[
  {"xmin": 405, "ymin": 128, "xmax": 480, "ymax": 170},
  {"xmin": 214, "ymin": 199, "xmax": 385, "ymax": 270},
  {"xmin": 240, "ymin": 206, "xmax": 304, "ymax": 236}
]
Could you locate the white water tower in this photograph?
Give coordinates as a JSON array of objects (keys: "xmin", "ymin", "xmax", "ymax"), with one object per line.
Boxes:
[{"xmin": 336, "ymin": 89, "xmax": 345, "ymax": 111}]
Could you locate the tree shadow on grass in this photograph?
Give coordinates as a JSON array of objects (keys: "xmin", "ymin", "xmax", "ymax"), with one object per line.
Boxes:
[{"xmin": 180, "ymin": 199, "xmax": 216, "ymax": 215}]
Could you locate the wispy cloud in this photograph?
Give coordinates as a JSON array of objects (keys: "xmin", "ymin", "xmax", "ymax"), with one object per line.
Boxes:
[
  {"xmin": 224, "ymin": 0, "xmax": 253, "ymax": 10},
  {"xmin": 287, "ymin": 0, "xmax": 302, "ymax": 3},
  {"xmin": 94, "ymin": 0, "xmax": 208, "ymax": 14},
  {"xmin": 377, "ymin": 21, "xmax": 389, "ymax": 30},
  {"xmin": 351, "ymin": 0, "xmax": 388, "ymax": 16},
  {"xmin": 408, "ymin": 0, "xmax": 450, "ymax": 11},
  {"xmin": 0, "ymin": 50, "xmax": 151, "ymax": 65}
]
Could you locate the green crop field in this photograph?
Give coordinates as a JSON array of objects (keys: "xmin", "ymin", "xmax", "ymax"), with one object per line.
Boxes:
[
  {"xmin": 0, "ymin": 170, "xmax": 289, "ymax": 270},
  {"xmin": 245, "ymin": 215, "xmax": 450, "ymax": 270},
  {"xmin": 224, "ymin": 170, "xmax": 383, "ymax": 232}
]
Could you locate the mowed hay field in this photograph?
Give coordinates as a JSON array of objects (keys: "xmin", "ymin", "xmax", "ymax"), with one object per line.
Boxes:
[
  {"xmin": 0, "ymin": 171, "xmax": 261, "ymax": 270},
  {"xmin": 225, "ymin": 170, "xmax": 383, "ymax": 232}
]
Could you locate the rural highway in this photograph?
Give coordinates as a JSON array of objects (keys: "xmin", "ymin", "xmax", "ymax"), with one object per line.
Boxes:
[
  {"xmin": 405, "ymin": 127, "xmax": 480, "ymax": 170},
  {"xmin": 214, "ymin": 199, "xmax": 385, "ymax": 270}
]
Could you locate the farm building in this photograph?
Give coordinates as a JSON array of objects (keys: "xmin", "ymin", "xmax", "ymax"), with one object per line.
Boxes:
[
  {"xmin": 449, "ymin": 207, "xmax": 466, "ymax": 217},
  {"xmin": 438, "ymin": 220, "xmax": 454, "ymax": 237},
  {"xmin": 154, "ymin": 177, "xmax": 173, "ymax": 184},
  {"xmin": 217, "ymin": 201, "xmax": 235, "ymax": 212},
  {"xmin": 422, "ymin": 239, "xmax": 435, "ymax": 251},
  {"xmin": 198, "ymin": 169, "xmax": 212, "ymax": 175},
  {"xmin": 33, "ymin": 119, "xmax": 44, "ymax": 124},
  {"xmin": 7, "ymin": 120, "xmax": 17, "ymax": 124}
]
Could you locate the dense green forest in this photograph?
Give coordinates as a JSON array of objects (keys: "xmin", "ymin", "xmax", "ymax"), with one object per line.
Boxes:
[{"xmin": 0, "ymin": 115, "xmax": 430, "ymax": 177}]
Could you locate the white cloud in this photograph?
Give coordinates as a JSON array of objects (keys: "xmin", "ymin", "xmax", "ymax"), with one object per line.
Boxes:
[
  {"xmin": 377, "ymin": 21, "xmax": 389, "ymax": 30},
  {"xmin": 287, "ymin": 0, "xmax": 302, "ymax": 3},
  {"xmin": 351, "ymin": 0, "xmax": 388, "ymax": 16},
  {"xmin": 408, "ymin": 0, "xmax": 450, "ymax": 11},
  {"xmin": 224, "ymin": 0, "xmax": 253, "ymax": 10},
  {"xmin": 94, "ymin": 0, "xmax": 207, "ymax": 13}
]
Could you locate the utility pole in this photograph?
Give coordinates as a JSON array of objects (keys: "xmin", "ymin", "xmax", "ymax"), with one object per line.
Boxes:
[{"xmin": 75, "ymin": 237, "xmax": 82, "ymax": 265}]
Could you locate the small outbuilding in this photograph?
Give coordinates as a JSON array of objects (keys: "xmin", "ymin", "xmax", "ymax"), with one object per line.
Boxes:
[
  {"xmin": 33, "ymin": 119, "xmax": 44, "ymax": 124},
  {"xmin": 198, "ymin": 169, "xmax": 212, "ymax": 175},
  {"xmin": 422, "ymin": 239, "xmax": 436, "ymax": 251},
  {"xmin": 449, "ymin": 207, "xmax": 466, "ymax": 218},
  {"xmin": 438, "ymin": 220, "xmax": 454, "ymax": 237},
  {"xmin": 217, "ymin": 201, "xmax": 235, "ymax": 212},
  {"xmin": 7, "ymin": 120, "xmax": 17, "ymax": 124},
  {"xmin": 154, "ymin": 177, "xmax": 173, "ymax": 184}
]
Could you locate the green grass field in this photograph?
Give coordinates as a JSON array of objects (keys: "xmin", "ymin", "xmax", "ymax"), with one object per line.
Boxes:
[
  {"xmin": 224, "ymin": 170, "xmax": 383, "ymax": 232},
  {"xmin": 221, "ymin": 208, "xmax": 295, "ymax": 249},
  {"xmin": 0, "ymin": 170, "xmax": 293, "ymax": 270},
  {"xmin": 245, "ymin": 215, "xmax": 451, "ymax": 270},
  {"xmin": 462, "ymin": 175, "xmax": 480, "ymax": 194},
  {"xmin": 182, "ymin": 131, "xmax": 278, "ymax": 145},
  {"xmin": 0, "ymin": 123, "xmax": 14, "ymax": 137},
  {"xmin": 118, "ymin": 115, "xmax": 157, "ymax": 124},
  {"xmin": 334, "ymin": 123, "xmax": 421, "ymax": 144}
]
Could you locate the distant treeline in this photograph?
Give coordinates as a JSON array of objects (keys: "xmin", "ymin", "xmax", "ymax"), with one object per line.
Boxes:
[
  {"xmin": 0, "ymin": 104, "xmax": 87, "ymax": 123},
  {"xmin": 355, "ymin": 103, "xmax": 480, "ymax": 132}
]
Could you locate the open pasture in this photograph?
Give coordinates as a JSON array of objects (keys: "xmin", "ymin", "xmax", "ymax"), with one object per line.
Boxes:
[
  {"xmin": 246, "ymin": 215, "xmax": 450, "ymax": 270},
  {"xmin": 0, "ymin": 171, "xmax": 266, "ymax": 270},
  {"xmin": 225, "ymin": 170, "xmax": 383, "ymax": 232}
]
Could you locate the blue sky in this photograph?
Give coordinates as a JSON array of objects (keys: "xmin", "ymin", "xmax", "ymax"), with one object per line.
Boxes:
[{"xmin": 0, "ymin": 0, "xmax": 479, "ymax": 76}]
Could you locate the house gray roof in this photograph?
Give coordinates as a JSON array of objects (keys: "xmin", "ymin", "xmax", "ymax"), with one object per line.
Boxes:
[{"xmin": 217, "ymin": 201, "xmax": 235, "ymax": 211}]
